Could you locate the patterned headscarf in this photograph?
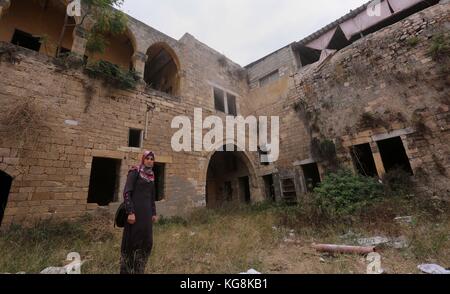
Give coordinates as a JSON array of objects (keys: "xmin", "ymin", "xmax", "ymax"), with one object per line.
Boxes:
[{"xmin": 130, "ymin": 151, "xmax": 155, "ymax": 182}]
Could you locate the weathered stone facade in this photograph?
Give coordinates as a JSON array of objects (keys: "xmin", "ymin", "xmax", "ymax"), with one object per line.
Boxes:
[
  {"xmin": 0, "ymin": 0, "xmax": 448, "ymax": 227},
  {"xmin": 246, "ymin": 2, "xmax": 449, "ymax": 202}
]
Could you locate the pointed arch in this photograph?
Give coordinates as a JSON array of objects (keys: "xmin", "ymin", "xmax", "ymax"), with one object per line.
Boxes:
[{"xmin": 144, "ymin": 42, "xmax": 180, "ymax": 95}]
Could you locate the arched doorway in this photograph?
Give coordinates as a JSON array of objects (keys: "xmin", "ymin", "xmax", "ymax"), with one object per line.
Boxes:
[
  {"xmin": 205, "ymin": 145, "xmax": 255, "ymax": 208},
  {"xmin": 0, "ymin": 170, "xmax": 13, "ymax": 227},
  {"xmin": 0, "ymin": 0, "xmax": 75, "ymax": 57},
  {"xmin": 144, "ymin": 43, "xmax": 180, "ymax": 95}
]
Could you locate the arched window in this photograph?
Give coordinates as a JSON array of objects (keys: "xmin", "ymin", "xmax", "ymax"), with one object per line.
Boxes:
[
  {"xmin": 0, "ymin": 0, "xmax": 74, "ymax": 56},
  {"xmin": 86, "ymin": 31, "xmax": 135, "ymax": 70},
  {"xmin": 144, "ymin": 43, "xmax": 180, "ymax": 95}
]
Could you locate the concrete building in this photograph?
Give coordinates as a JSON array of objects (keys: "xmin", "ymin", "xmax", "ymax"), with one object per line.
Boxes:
[{"xmin": 0, "ymin": 0, "xmax": 448, "ymax": 226}]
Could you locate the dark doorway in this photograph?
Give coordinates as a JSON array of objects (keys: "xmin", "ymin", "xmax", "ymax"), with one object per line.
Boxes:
[
  {"xmin": 224, "ymin": 181, "xmax": 233, "ymax": 202},
  {"xmin": 281, "ymin": 178, "xmax": 297, "ymax": 204},
  {"xmin": 0, "ymin": 171, "xmax": 13, "ymax": 227},
  {"xmin": 351, "ymin": 143, "xmax": 378, "ymax": 177},
  {"xmin": 153, "ymin": 163, "xmax": 165, "ymax": 201},
  {"xmin": 206, "ymin": 145, "xmax": 252, "ymax": 208},
  {"xmin": 263, "ymin": 174, "xmax": 275, "ymax": 201},
  {"xmin": 301, "ymin": 163, "xmax": 321, "ymax": 192},
  {"xmin": 88, "ymin": 157, "xmax": 121, "ymax": 206},
  {"xmin": 11, "ymin": 29, "xmax": 41, "ymax": 52},
  {"xmin": 377, "ymin": 137, "xmax": 413, "ymax": 175},
  {"xmin": 239, "ymin": 176, "xmax": 251, "ymax": 204}
]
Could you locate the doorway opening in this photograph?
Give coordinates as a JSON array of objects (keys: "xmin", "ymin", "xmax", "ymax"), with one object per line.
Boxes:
[
  {"xmin": 87, "ymin": 157, "xmax": 121, "ymax": 206},
  {"xmin": 0, "ymin": 170, "xmax": 13, "ymax": 227},
  {"xmin": 263, "ymin": 174, "xmax": 275, "ymax": 201},
  {"xmin": 301, "ymin": 163, "xmax": 321, "ymax": 192},
  {"xmin": 351, "ymin": 143, "xmax": 378, "ymax": 177},
  {"xmin": 239, "ymin": 176, "xmax": 251, "ymax": 204},
  {"xmin": 377, "ymin": 137, "xmax": 413, "ymax": 175}
]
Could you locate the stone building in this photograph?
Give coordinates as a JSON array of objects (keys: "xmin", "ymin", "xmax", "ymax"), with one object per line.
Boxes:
[{"xmin": 0, "ymin": 0, "xmax": 448, "ymax": 227}]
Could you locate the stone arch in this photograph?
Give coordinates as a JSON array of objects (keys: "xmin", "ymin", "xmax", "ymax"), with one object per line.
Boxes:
[
  {"xmin": 144, "ymin": 42, "xmax": 180, "ymax": 95},
  {"xmin": 204, "ymin": 143, "xmax": 259, "ymax": 208},
  {"xmin": 0, "ymin": 170, "xmax": 13, "ymax": 227},
  {"xmin": 85, "ymin": 26, "xmax": 136, "ymax": 70},
  {"xmin": 0, "ymin": 0, "xmax": 75, "ymax": 57}
]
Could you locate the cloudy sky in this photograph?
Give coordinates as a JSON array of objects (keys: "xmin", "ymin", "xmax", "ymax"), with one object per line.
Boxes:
[{"xmin": 120, "ymin": 0, "xmax": 369, "ymax": 66}]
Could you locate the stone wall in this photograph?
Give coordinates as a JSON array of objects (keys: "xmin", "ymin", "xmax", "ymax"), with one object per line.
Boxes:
[
  {"xmin": 250, "ymin": 2, "xmax": 449, "ymax": 200},
  {"xmin": 0, "ymin": 30, "xmax": 261, "ymax": 226},
  {"xmin": 0, "ymin": 0, "xmax": 448, "ymax": 227}
]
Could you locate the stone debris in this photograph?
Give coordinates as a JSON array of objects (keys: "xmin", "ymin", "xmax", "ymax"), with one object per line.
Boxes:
[
  {"xmin": 418, "ymin": 264, "xmax": 450, "ymax": 274},
  {"xmin": 239, "ymin": 269, "xmax": 261, "ymax": 275},
  {"xmin": 357, "ymin": 236, "xmax": 409, "ymax": 249},
  {"xmin": 394, "ymin": 216, "xmax": 414, "ymax": 225}
]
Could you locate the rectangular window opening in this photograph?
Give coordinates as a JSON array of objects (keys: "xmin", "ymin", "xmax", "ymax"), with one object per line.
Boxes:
[
  {"xmin": 350, "ymin": 143, "xmax": 379, "ymax": 177},
  {"xmin": 214, "ymin": 87, "xmax": 225, "ymax": 112},
  {"xmin": 11, "ymin": 29, "xmax": 41, "ymax": 52},
  {"xmin": 301, "ymin": 163, "xmax": 321, "ymax": 192},
  {"xmin": 128, "ymin": 129, "xmax": 142, "ymax": 148},
  {"xmin": 377, "ymin": 137, "xmax": 413, "ymax": 175},
  {"xmin": 88, "ymin": 157, "xmax": 121, "ymax": 206},
  {"xmin": 227, "ymin": 93, "xmax": 237, "ymax": 116}
]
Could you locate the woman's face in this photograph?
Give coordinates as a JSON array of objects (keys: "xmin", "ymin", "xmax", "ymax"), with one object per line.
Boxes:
[{"xmin": 144, "ymin": 156, "xmax": 154, "ymax": 168}]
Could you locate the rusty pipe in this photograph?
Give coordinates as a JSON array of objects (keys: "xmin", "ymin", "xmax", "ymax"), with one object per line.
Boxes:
[{"xmin": 312, "ymin": 243, "xmax": 376, "ymax": 254}]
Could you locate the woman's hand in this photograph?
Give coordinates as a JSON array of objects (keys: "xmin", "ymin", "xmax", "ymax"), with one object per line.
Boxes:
[
  {"xmin": 128, "ymin": 214, "xmax": 136, "ymax": 225},
  {"xmin": 152, "ymin": 215, "xmax": 159, "ymax": 223}
]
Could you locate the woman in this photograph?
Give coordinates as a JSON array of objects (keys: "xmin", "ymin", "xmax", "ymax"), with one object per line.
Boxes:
[{"xmin": 120, "ymin": 151, "xmax": 158, "ymax": 274}]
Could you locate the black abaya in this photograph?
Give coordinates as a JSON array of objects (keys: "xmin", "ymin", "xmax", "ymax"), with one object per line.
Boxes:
[{"xmin": 120, "ymin": 169, "xmax": 156, "ymax": 274}]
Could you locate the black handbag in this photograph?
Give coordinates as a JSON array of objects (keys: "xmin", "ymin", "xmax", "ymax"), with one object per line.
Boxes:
[
  {"xmin": 114, "ymin": 202, "xmax": 127, "ymax": 228},
  {"xmin": 114, "ymin": 171, "xmax": 139, "ymax": 228}
]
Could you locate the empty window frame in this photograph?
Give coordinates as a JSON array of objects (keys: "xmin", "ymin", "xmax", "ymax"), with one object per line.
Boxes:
[
  {"xmin": 351, "ymin": 143, "xmax": 378, "ymax": 177},
  {"xmin": 377, "ymin": 137, "xmax": 413, "ymax": 175},
  {"xmin": 128, "ymin": 129, "xmax": 143, "ymax": 148},
  {"xmin": 227, "ymin": 93, "xmax": 237, "ymax": 116},
  {"xmin": 259, "ymin": 70, "xmax": 279, "ymax": 87},
  {"xmin": 213, "ymin": 87, "xmax": 238, "ymax": 115},
  {"xmin": 11, "ymin": 29, "xmax": 41, "ymax": 52},
  {"xmin": 301, "ymin": 163, "xmax": 321, "ymax": 192},
  {"xmin": 214, "ymin": 87, "xmax": 226, "ymax": 112}
]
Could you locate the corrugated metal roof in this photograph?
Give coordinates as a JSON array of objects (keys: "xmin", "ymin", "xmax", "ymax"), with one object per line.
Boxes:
[{"xmin": 295, "ymin": 0, "xmax": 374, "ymax": 46}]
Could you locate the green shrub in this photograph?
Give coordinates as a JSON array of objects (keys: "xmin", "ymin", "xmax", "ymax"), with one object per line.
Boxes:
[
  {"xmin": 428, "ymin": 33, "xmax": 450, "ymax": 61},
  {"xmin": 84, "ymin": 60, "xmax": 140, "ymax": 90},
  {"xmin": 406, "ymin": 37, "xmax": 419, "ymax": 47},
  {"xmin": 381, "ymin": 167, "xmax": 413, "ymax": 197},
  {"xmin": 313, "ymin": 169, "xmax": 383, "ymax": 218}
]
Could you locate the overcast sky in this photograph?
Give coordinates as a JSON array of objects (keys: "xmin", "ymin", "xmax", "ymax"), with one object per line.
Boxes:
[{"xmin": 120, "ymin": 0, "xmax": 369, "ymax": 66}]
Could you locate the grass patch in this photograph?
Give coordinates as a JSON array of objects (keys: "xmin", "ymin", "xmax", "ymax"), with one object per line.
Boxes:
[{"xmin": 0, "ymin": 201, "xmax": 448, "ymax": 274}]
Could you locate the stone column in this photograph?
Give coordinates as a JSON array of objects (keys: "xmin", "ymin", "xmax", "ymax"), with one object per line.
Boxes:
[
  {"xmin": 71, "ymin": 26, "xmax": 88, "ymax": 57},
  {"xmin": 132, "ymin": 51, "xmax": 148, "ymax": 78}
]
